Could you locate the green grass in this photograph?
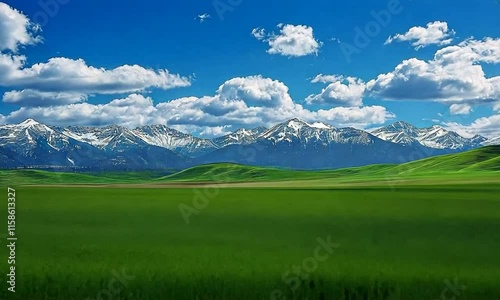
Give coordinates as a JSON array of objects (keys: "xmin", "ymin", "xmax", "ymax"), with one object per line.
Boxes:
[
  {"xmin": 0, "ymin": 169, "xmax": 173, "ymax": 185},
  {"xmin": 1, "ymin": 184, "xmax": 500, "ymax": 299}
]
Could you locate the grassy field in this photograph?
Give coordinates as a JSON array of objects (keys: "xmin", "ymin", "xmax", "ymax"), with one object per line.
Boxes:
[
  {"xmin": 1, "ymin": 184, "xmax": 500, "ymax": 299},
  {"xmin": 0, "ymin": 146, "xmax": 499, "ymax": 299}
]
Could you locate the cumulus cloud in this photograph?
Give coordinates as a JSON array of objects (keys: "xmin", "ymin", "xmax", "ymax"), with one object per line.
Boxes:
[
  {"xmin": 252, "ymin": 24, "xmax": 322, "ymax": 57},
  {"xmin": 444, "ymin": 114, "xmax": 500, "ymax": 138},
  {"xmin": 0, "ymin": 3, "xmax": 190, "ymax": 107},
  {"xmin": 0, "ymin": 2, "xmax": 41, "ymax": 53},
  {"xmin": 1, "ymin": 76, "xmax": 395, "ymax": 134},
  {"xmin": 367, "ymin": 38, "xmax": 500, "ymax": 103},
  {"xmin": 217, "ymin": 75, "xmax": 294, "ymax": 108},
  {"xmin": 306, "ymin": 75, "xmax": 366, "ymax": 107},
  {"xmin": 2, "ymin": 89, "xmax": 88, "ymax": 106},
  {"xmin": 449, "ymin": 103, "xmax": 472, "ymax": 115},
  {"xmin": 385, "ymin": 21, "xmax": 455, "ymax": 50},
  {"xmin": 4, "ymin": 94, "xmax": 164, "ymax": 128},
  {"xmin": 0, "ymin": 56, "xmax": 191, "ymax": 94}
]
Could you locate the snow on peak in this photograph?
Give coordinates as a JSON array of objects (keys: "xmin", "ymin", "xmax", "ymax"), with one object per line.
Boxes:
[
  {"xmin": 19, "ymin": 119, "xmax": 40, "ymax": 126},
  {"xmin": 372, "ymin": 121, "xmax": 486, "ymax": 150}
]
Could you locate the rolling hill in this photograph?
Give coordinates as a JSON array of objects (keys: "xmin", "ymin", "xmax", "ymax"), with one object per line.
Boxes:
[{"xmin": 2, "ymin": 146, "xmax": 499, "ymax": 185}]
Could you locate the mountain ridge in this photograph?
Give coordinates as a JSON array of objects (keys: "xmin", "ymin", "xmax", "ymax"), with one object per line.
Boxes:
[{"xmin": 0, "ymin": 118, "xmax": 497, "ymax": 170}]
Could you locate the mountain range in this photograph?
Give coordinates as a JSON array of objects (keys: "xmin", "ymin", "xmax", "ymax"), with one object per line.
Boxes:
[{"xmin": 0, "ymin": 118, "xmax": 497, "ymax": 170}]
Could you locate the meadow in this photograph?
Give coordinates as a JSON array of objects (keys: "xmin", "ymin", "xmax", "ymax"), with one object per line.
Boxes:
[
  {"xmin": 0, "ymin": 147, "xmax": 499, "ymax": 299},
  {"xmin": 1, "ymin": 184, "xmax": 500, "ymax": 299}
]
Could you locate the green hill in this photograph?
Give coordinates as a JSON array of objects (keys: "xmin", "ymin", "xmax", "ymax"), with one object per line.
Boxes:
[
  {"xmin": 393, "ymin": 145, "xmax": 500, "ymax": 174},
  {"xmin": 0, "ymin": 169, "xmax": 172, "ymax": 185},
  {"xmin": 162, "ymin": 146, "xmax": 500, "ymax": 182},
  {"xmin": 1, "ymin": 146, "xmax": 499, "ymax": 185},
  {"xmin": 157, "ymin": 163, "xmax": 320, "ymax": 182}
]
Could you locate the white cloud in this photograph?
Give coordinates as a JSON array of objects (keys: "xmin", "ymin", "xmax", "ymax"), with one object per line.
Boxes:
[
  {"xmin": 367, "ymin": 38, "xmax": 500, "ymax": 103},
  {"xmin": 1, "ymin": 76, "xmax": 394, "ymax": 133},
  {"xmin": 5, "ymin": 94, "xmax": 164, "ymax": 128},
  {"xmin": 0, "ymin": 4, "xmax": 190, "ymax": 107},
  {"xmin": 0, "ymin": 56, "xmax": 191, "ymax": 94},
  {"xmin": 251, "ymin": 28, "xmax": 266, "ymax": 40},
  {"xmin": 199, "ymin": 126, "xmax": 231, "ymax": 137},
  {"xmin": 310, "ymin": 74, "xmax": 341, "ymax": 84},
  {"xmin": 195, "ymin": 13, "xmax": 211, "ymax": 23},
  {"xmin": 444, "ymin": 114, "xmax": 500, "ymax": 138},
  {"xmin": 494, "ymin": 102, "xmax": 500, "ymax": 112},
  {"xmin": 315, "ymin": 106, "xmax": 392, "ymax": 127},
  {"xmin": 0, "ymin": 2, "xmax": 41, "ymax": 53},
  {"xmin": 306, "ymin": 75, "xmax": 366, "ymax": 107},
  {"xmin": 252, "ymin": 24, "xmax": 322, "ymax": 57},
  {"xmin": 3, "ymin": 89, "xmax": 88, "ymax": 106},
  {"xmin": 449, "ymin": 103, "xmax": 472, "ymax": 115},
  {"xmin": 385, "ymin": 21, "xmax": 455, "ymax": 50},
  {"xmin": 217, "ymin": 75, "xmax": 294, "ymax": 108}
]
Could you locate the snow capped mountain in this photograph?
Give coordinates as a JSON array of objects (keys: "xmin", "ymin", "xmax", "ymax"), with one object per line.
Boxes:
[
  {"xmin": 261, "ymin": 118, "xmax": 373, "ymax": 145},
  {"xmin": 63, "ymin": 124, "xmax": 216, "ymax": 156},
  {"xmin": 63, "ymin": 125, "xmax": 146, "ymax": 151},
  {"xmin": 370, "ymin": 121, "xmax": 420, "ymax": 145},
  {"xmin": 212, "ymin": 126, "xmax": 267, "ymax": 148},
  {"xmin": 61, "ymin": 126, "xmax": 113, "ymax": 148},
  {"xmin": 371, "ymin": 121, "xmax": 487, "ymax": 150},
  {"xmin": 134, "ymin": 125, "xmax": 217, "ymax": 157},
  {"xmin": 0, "ymin": 119, "xmax": 71, "ymax": 154},
  {"xmin": 0, "ymin": 118, "xmax": 496, "ymax": 170},
  {"xmin": 0, "ymin": 120, "xmax": 188, "ymax": 170}
]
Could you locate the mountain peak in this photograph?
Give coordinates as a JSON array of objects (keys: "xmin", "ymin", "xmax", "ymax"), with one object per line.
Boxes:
[
  {"xmin": 286, "ymin": 118, "xmax": 307, "ymax": 125},
  {"xmin": 372, "ymin": 121, "xmax": 486, "ymax": 150},
  {"xmin": 19, "ymin": 118, "xmax": 40, "ymax": 126},
  {"xmin": 390, "ymin": 121, "xmax": 416, "ymax": 129},
  {"xmin": 429, "ymin": 124, "xmax": 445, "ymax": 130}
]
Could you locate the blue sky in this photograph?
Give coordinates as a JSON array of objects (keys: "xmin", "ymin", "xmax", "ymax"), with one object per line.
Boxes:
[{"xmin": 0, "ymin": 0, "xmax": 499, "ymax": 137}]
